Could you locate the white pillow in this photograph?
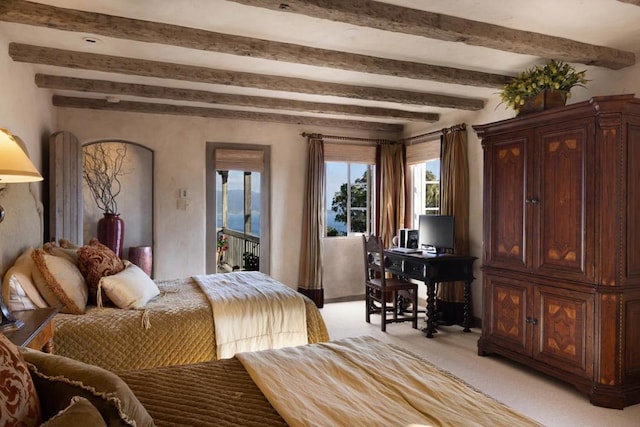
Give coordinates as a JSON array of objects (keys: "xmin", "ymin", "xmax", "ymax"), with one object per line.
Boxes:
[
  {"xmin": 99, "ymin": 263, "xmax": 160, "ymax": 309},
  {"xmin": 1, "ymin": 247, "xmax": 48, "ymax": 311},
  {"xmin": 31, "ymin": 249, "xmax": 88, "ymax": 315}
]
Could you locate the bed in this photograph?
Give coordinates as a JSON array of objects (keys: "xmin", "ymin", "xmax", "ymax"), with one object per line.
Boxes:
[
  {"xmin": 3, "ymin": 245, "xmax": 329, "ymax": 371},
  {"xmin": 7, "ymin": 335, "xmax": 542, "ymax": 427},
  {"xmin": 52, "ymin": 272, "xmax": 329, "ymax": 371}
]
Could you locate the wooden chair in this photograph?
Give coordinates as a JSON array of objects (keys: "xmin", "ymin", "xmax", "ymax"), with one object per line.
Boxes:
[{"xmin": 362, "ymin": 234, "xmax": 419, "ymax": 331}]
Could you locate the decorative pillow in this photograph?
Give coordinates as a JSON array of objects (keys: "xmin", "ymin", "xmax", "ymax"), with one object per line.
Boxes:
[
  {"xmin": 99, "ymin": 262, "xmax": 160, "ymax": 309},
  {"xmin": 0, "ymin": 334, "xmax": 41, "ymax": 427},
  {"xmin": 31, "ymin": 249, "xmax": 88, "ymax": 315},
  {"xmin": 1, "ymin": 247, "xmax": 48, "ymax": 311},
  {"xmin": 43, "ymin": 241, "xmax": 79, "ymax": 265},
  {"xmin": 41, "ymin": 396, "xmax": 107, "ymax": 427},
  {"xmin": 22, "ymin": 349, "xmax": 153, "ymax": 427},
  {"xmin": 77, "ymin": 239, "xmax": 125, "ymax": 304},
  {"xmin": 5, "ymin": 275, "xmax": 39, "ymax": 311}
]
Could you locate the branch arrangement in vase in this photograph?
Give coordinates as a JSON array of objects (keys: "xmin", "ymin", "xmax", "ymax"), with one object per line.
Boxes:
[{"xmin": 83, "ymin": 142, "xmax": 129, "ymax": 214}]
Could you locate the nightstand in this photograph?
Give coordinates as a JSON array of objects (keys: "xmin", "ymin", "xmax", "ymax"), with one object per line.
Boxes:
[{"xmin": 2, "ymin": 307, "xmax": 59, "ymax": 352}]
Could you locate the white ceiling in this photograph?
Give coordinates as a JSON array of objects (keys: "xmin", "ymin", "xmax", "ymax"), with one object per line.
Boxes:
[{"xmin": 1, "ymin": 0, "xmax": 639, "ymax": 131}]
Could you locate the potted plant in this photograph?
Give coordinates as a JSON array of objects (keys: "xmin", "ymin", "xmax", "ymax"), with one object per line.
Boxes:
[{"xmin": 500, "ymin": 59, "xmax": 588, "ymax": 115}]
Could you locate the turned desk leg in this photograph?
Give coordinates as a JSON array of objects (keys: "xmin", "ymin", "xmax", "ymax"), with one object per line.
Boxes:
[
  {"xmin": 425, "ymin": 281, "xmax": 437, "ymax": 338},
  {"xmin": 463, "ymin": 280, "xmax": 472, "ymax": 332}
]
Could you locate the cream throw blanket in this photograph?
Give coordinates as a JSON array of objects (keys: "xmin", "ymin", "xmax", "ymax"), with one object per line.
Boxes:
[
  {"xmin": 193, "ymin": 271, "xmax": 308, "ymax": 359},
  {"xmin": 237, "ymin": 336, "xmax": 543, "ymax": 427}
]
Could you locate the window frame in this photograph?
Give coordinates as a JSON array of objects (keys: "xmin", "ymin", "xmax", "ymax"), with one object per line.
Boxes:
[
  {"xmin": 325, "ymin": 161, "xmax": 375, "ymax": 237},
  {"xmin": 407, "ymin": 140, "xmax": 441, "ymax": 228}
]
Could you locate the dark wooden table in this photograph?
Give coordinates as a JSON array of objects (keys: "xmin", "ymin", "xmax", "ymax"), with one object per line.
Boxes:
[
  {"xmin": 2, "ymin": 307, "xmax": 59, "ymax": 352},
  {"xmin": 384, "ymin": 250, "xmax": 477, "ymax": 338}
]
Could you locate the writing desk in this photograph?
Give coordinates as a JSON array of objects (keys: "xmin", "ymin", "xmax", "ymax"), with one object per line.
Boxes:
[{"xmin": 384, "ymin": 250, "xmax": 477, "ymax": 338}]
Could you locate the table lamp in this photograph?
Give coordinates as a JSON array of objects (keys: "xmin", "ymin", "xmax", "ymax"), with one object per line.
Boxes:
[{"xmin": 0, "ymin": 128, "xmax": 43, "ymax": 331}]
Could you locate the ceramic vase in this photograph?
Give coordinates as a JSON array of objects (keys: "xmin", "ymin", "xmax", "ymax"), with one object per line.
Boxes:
[{"xmin": 98, "ymin": 213, "xmax": 125, "ymax": 258}]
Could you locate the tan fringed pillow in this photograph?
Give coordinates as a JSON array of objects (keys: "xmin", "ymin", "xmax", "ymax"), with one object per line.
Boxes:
[
  {"xmin": 43, "ymin": 241, "xmax": 79, "ymax": 265},
  {"xmin": 77, "ymin": 238, "xmax": 125, "ymax": 304},
  {"xmin": 31, "ymin": 249, "xmax": 88, "ymax": 315},
  {"xmin": 0, "ymin": 334, "xmax": 41, "ymax": 427},
  {"xmin": 22, "ymin": 349, "xmax": 153, "ymax": 427},
  {"xmin": 40, "ymin": 396, "xmax": 106, "ymax": 427}
]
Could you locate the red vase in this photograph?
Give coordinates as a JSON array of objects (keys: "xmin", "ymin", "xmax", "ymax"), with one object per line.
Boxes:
[
  {"xmin": 128, "ymin": 246, "xmax": 153, "ymax": 277},
  {"xmin": 98, "ymin": 213, "xmax": 125, "ymax": 258}
]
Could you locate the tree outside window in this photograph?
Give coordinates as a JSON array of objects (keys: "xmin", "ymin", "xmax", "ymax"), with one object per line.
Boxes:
[
  {"xmin": 424, "ymin": 168, "xmax": 440, "ymax": 214},
  {"xmin": 411, "ymin": 159, "xmax": 441, "ymax": 227},
  {"xmin": 326, "ymin": 162, "xmax": 374, "ymax": 237}
]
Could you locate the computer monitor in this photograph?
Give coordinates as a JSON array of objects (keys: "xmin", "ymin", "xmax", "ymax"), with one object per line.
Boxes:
[{"xmin": 418, "ymin": 215, "xmax": 455, "ymax": 254}]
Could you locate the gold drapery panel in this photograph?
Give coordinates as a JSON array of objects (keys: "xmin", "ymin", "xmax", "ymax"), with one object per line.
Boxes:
[
  {"xmin": 439, "ymin": 125, "xmax": 470, "ymax": 307},
  {"xmin": 378, "ymin": 142, "xmax": 406, "ymax": 248},
  {"xmin": 298, "ymin": 136, "xmax": 325, "ymax": 307}
]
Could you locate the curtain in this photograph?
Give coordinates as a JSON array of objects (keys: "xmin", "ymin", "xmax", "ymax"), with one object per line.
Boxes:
[
  {"xmin": 298, "ymin": 136, "xmax": 325, "ymax": 307},
  {"xmin": 438, "ymin": 125, "xmax": 470, "ymax": 325},
  {"xmin": 378, "ymin": 142, "xmax": 405, "ymax": 248}
]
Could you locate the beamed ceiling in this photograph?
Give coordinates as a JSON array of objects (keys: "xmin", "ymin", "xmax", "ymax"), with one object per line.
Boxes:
[{"xmin": 1, "ymin": 0, "xmax": 639, "ymax": 133}]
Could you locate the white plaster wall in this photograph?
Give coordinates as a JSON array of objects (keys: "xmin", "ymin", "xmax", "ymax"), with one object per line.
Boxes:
[
  {"xmin": 0, "ymin": 33, "xmax": 55, "ymax": 273},
  {"xmin": 0, "ymin": 33, "xmax": 55, "ymax": 198},
  {"xmin": 323, "ymin": 236, "xmax": 365, "ymax": 301}
]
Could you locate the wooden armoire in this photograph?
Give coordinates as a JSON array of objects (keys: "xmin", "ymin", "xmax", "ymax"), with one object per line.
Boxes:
[{"xmin": 473, "ymin": 94, "xmax": 640, "ymax": 409}]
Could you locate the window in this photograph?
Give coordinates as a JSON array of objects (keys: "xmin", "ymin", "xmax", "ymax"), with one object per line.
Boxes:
[
  {"xmin": 407, "ymin": 140, "xmax": 441, "ymax": 227},
  {"xmin": 326, "ymin": 162, "xmax": 375, "ymax": 237},
  {"xmin": 215, "ymin": 170, "xmax": 261, "ymax": 235},
  {"xmin": 206, "ymin": 144, "xmax": 270, "ymax": 275}
]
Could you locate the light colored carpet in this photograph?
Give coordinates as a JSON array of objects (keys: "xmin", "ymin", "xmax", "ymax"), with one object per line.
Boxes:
[{"xmin": 320, "ymin": 300, "xmax": 640, "ymax": 427}]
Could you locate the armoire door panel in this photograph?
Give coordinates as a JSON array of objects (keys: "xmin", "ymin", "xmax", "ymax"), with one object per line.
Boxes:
[
  {"xmin": 627, "ymin": 124, "xmax": 640, "ymax": 280},
  {"xmin": 484, "ymin": 135, "xmax": 529, "ymax": 271},
  {"xmin": 534, "ymin": 122, "xmax": 592, "ymax": 281},
  {"xmin": 485, "ymin": 274, "xmax": 531, "ymax": 355},
  {"xmin": 625, "ymin": 298, "xmax": 640, "ymax": 376},
  {"xmin": 533, "ymin": 285, "xmax": 594, "ymax": 379}
]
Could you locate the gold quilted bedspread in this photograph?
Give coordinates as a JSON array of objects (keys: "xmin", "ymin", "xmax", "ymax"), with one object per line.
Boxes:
[
  {"xmin": 120, "ymin": 357, "xmax": 287, "ymax": 427},
  {"xmin": 53, "ymin": 277, "xmax": 329, "ymax": 372}
]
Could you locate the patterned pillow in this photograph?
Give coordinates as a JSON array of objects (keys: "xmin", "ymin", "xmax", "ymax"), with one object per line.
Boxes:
[
  {"xmin": 0, "ymin": 334, "xmax": 41, "ymax": 427},
  {"xmin": 77, "ymin": 239, "xmax": 125, "ymax": 304},
  {"xmin": 31, "ymin": 249, "xmax": 88, "ymax": 315},
  {"xmin": 40, "ymin": 396, "xmax": 106, "ymax": 427}
]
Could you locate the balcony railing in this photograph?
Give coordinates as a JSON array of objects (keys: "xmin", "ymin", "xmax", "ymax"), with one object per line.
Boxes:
[{"xmin": 218, "ymin": 227, "xmax": 260, "ymax": 271}]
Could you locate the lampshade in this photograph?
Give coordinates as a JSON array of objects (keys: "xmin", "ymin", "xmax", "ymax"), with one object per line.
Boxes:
[{"xmin": 0, "ymin": 128, "xmax": 43, "ymax": 183}]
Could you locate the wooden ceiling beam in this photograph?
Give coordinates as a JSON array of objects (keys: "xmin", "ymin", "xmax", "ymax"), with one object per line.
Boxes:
[
  {"xmin": 0, "ymin": 0, "xmax": 510, "ymax": 88},
  {"xmin": 229, "ymin": 0, "xmax": 636, "ymax": 70},
  {"xmin": 618, "ymin": 0, "xmax": 640, "ymax": 5},
  {"xmin": 10, "ymin": 43, "xmax": 484, "ymax": 110},
  {"xmin": 35, "ymin": 74, "xmax": 439, "ymax": 122},
  {"xmin": 52, "ymin": 95, "xmax": 404, "ymax": 133}
]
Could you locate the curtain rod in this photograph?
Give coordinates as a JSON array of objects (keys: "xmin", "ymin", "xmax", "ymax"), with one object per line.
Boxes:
[
  {"xmin": 401, "ymin": 123, "xmax": 466, "ymax": 144},
  {"xmin": 300, "ymin": 132, "xmax": 390, "ymax": 144},
  {"xmin": 301, "ymin": 123, "xmax": 466, "ymax": 145}
]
